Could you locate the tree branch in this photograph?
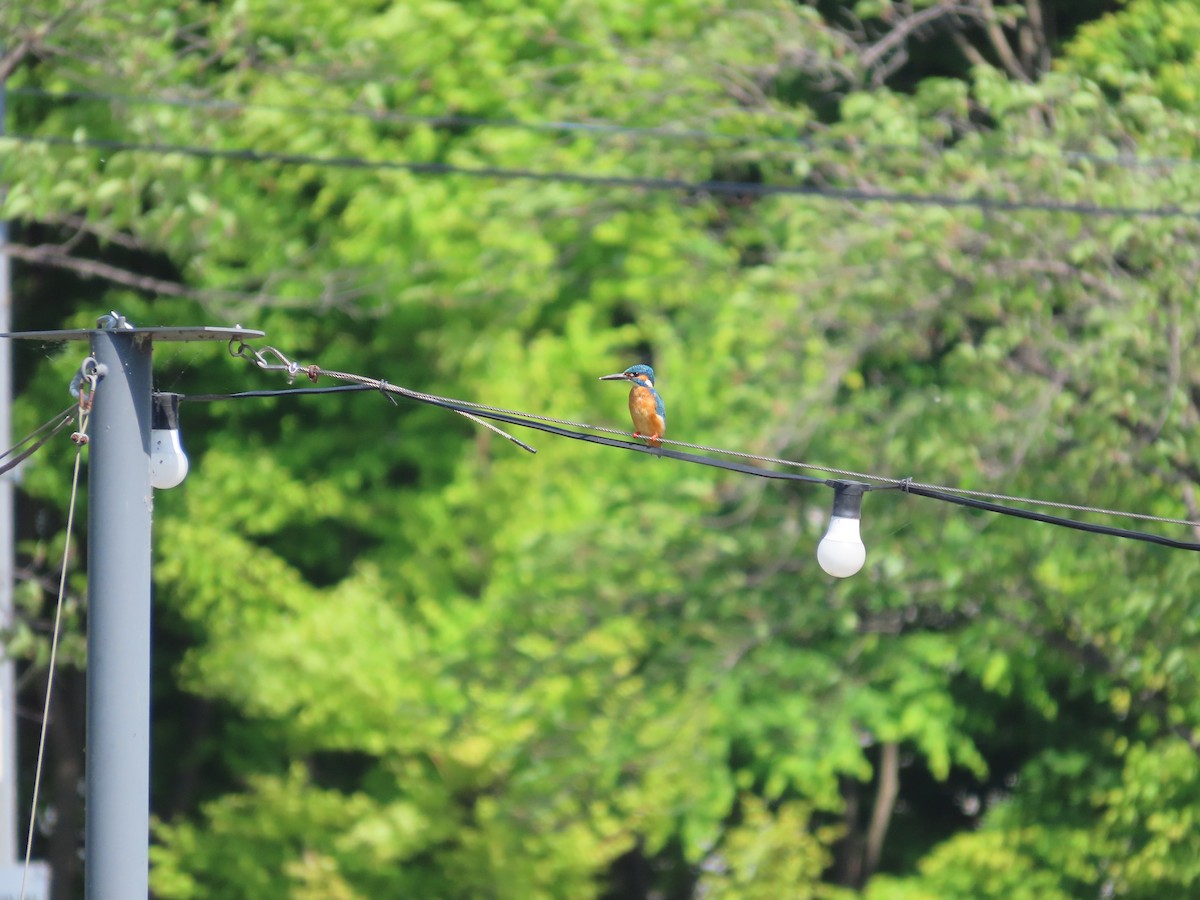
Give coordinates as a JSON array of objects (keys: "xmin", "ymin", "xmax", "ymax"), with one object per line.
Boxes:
[
  {"xmin": 860, "ymin": 4, "xmax": 985, "ymax": 83},
  {"xmin": 6, "ymin": 241, "xmax": 228, "ymax": 299},
  {"xmin": 950, "ymin": 27, "xmax": 991, "ymax": 69},
  {"xmin": 0, "ymin": 34, "xmax": 37, "ymax": 83},
  {"xmin": 975, "ymin": 0, "xmax": 1033, "ymax": 83},
  {"xmin": 32, "ymin": 213, "xmax": 149, "ymax": 252},
  {"xmin": 1022, "ymin": 0, "xmax": 1051, "ymax": 75},
  {"xmin": 0, "ymin": 0, "xmax": 105, "ymax": 81},
  {"xmin": 863, "ymin": 741, "xmax": 900, "ymax": 882},
  {"xmin": 3, "ymin": 241, "xmax": 380, "ymax": 317}
]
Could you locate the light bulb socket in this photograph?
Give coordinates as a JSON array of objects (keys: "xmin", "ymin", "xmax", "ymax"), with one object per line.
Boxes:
[
  {"xmin": 152, "ymin": 392, "xmax": 182, "ymax": 430},
  {"xmin": 829, "ymin": 480, "xmax": 867, "ymax": 519}
]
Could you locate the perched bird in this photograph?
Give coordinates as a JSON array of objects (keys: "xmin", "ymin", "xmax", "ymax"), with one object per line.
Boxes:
[{"xmin": 599, "ymin": 364, "xmax": 666, "ymax": 448}]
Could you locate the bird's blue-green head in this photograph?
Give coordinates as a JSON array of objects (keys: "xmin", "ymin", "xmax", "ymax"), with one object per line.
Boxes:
[{"xmin": 599, "ymin": 364, "xmax": 656, "ymax": 388}]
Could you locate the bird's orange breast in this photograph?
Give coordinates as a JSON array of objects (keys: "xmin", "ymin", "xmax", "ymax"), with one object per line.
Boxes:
[{"xmin": 629, "ymin": 387, "xmax": 665, "ymax": 445}]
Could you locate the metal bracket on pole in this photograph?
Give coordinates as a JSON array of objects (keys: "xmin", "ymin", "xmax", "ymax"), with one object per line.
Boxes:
[{"xmin": 3, "ymin": 324, "xmax": 263, "ymax": 898}]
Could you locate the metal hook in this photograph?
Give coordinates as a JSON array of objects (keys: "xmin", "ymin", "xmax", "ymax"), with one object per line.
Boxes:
[
  {"xmin": 96, "ymin": 311, "xmax": 134, "ymax": 330},
  {"xmin": 228, "ymin": 341, "xmax": 307, "ymax": 382},
  {"xmin": 69, "ymin": 356, "xmax": 105, "ymax": 399}
]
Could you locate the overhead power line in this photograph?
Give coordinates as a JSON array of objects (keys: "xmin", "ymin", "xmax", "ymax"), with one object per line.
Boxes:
[
  {"xmin": 211, "ymin": 343, "xmax": 1200, "ymax": 552},
  {"xmin": 10, "ymin": 87, "xmax": 804, "ymax": 147},
  {"xmin": 0, "ymin": 403, "xmax": 76, "ymax": 477},
  {"xmin": 208, "ymin": 384, "xmax": 1200, "ymax": 528},
  {"xmin": 12, "ymin": 86, "xmax": 1199, "ymax": 172},
  {"xmin": 7, "ymin": 132, "xmax": 1198, "ymax": 220}
]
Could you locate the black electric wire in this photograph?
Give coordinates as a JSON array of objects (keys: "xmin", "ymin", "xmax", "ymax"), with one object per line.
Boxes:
[
  {"xmin": 9, "ymin": 87, "xmax": 808, "ymax": 148},
  {"xmin": 176, "ymin": 383, "xmax": 1200, "ymax": 551},
  {"xmin": 422, "ymin": 395, "xmax": 834, "ymax": 486},
  {"xmin": 0, "ymin": 404, "xmax": 78, "ymax": 477},
  {"xmin": 900, "ymin": 483, "xmax": 1200, "ymax": 552},
  {"xmin": 8, "ymin": 133, "xmax": 1198, "ymax": 221},
  {"xmin": 12, "ymin": 86, "xmax": 1197, "ymax": 172},
  {"xmin": 438, "ymin": 400, "xmax": 1200, "ymax": 550},
  {"xmin": 178, "ymin": 385, "xmax": 829, "ymax": 484}
]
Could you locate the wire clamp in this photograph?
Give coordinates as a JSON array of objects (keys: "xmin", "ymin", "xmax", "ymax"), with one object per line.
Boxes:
[{"xmin": 377, "ymin": 380, "xmax": 399, "ymax": 406}]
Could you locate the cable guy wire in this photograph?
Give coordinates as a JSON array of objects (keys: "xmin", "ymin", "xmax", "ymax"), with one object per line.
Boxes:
[
  {"xmin": 8, "ymin": 133, "xmax": 1199, "ymax": 221},
  {"xmin": 224, "ymin": 344, "xmax": 1200, "ymax": 551},
  {"xmin": 22, "ymin": 359, "xmax": 101, "ymax": 900}
]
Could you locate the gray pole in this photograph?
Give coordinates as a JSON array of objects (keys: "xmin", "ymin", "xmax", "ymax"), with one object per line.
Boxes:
[
  {"xmin": 85, "ymin": 331, "xmax": 152, "ymax": 898},
  {"xmin": 0, "ymin": 47, "xmax": 18, "ymax": 866},
  {"xmin": 0, "ymin": 323, "xmax": 259, "ymax": 897}
]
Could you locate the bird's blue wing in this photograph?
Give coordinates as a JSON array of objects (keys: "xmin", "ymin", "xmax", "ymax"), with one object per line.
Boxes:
[{"xmin": 653, "ymin": 389, "xmax": 666, "ymax": 422}]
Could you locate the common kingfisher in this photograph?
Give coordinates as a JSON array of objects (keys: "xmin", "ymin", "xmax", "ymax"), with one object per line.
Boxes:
[{"xmin": 599, "ymin": 364, "xmax": 666, "ymax": 448}]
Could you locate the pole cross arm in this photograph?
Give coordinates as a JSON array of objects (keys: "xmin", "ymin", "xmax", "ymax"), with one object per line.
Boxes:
[{"xmin": 0, "ymin": 326, "xmax": 265, "ymax": 342}]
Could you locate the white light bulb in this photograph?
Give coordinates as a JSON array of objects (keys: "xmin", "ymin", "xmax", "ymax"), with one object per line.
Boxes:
[
  {"xmin": 150, "ymin": 393, "xmax": 189, "ymax": 490},
  {"xmin": 817, "ymin": 482, "xmax": 868, "ymax": 578}
]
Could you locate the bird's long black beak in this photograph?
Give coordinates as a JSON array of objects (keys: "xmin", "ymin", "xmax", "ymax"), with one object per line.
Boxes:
[{"xmin": 599, "ymin": 373, "xmax": 630, "ymax": 381}]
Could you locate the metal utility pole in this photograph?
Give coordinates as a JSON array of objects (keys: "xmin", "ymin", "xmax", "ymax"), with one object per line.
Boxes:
[
  {"xmin": 84, "ymin": 329, "xmax": 153, "ymax": 897},
  {"xmin": 2, "ymin": 324, "xmax": 262, "ymax": 898}
]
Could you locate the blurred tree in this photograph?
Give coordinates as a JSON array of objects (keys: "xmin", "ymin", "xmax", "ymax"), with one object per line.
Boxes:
[{"xmin": 2, "ymin": 0, "xmax": 1199, "ymax": 898}]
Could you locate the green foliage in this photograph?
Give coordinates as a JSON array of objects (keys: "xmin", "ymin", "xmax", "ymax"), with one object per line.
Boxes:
[
  {"xmin": 1102, "ymin": 736, "xmax": 1200, "ymax": 896},
  {"xmin": 1067, "ymin": 0, "xmax": 1200, "ymax": 113},
  {"xmin": 866, "ymin": 827, "xmax": 1083, "ymax": 900},
  {"xmin": 150, "ymin": 763, "xmax": 453, "ymax": 899},
  {"xmin": 7, "ymin": 0, "xmax": 1200, "ymax": 897},
  {"xmin": 696, "ymin": 796, "xmax": 849, "ymax": 900}
]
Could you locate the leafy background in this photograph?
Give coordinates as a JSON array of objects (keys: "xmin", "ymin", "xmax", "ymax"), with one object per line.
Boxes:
[{"xmin": 3, "ymin": 0, "xmax": 1200, "ymax": 897}]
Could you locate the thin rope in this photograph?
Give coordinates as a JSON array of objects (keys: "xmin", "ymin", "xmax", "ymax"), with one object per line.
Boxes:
[
  {"xmin": 228, "ymin": 346, "xmax": 1200, "ymax": 531},
  {"xmin": 21, "ymin": 378, "xmax": 96, "ymax": 900}
]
